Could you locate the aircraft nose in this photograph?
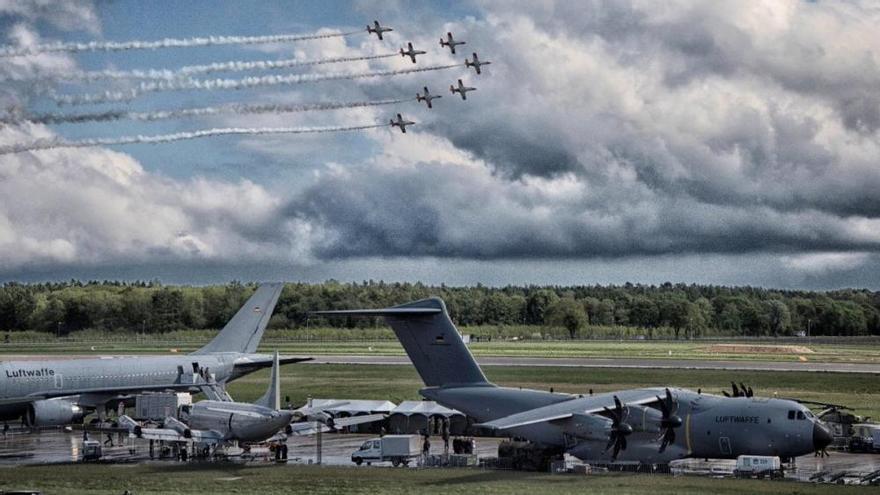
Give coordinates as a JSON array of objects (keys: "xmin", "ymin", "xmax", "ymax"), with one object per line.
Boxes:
[{"xmin": 813, "ymin": 421, "xmax": 833, "ymax": 450}]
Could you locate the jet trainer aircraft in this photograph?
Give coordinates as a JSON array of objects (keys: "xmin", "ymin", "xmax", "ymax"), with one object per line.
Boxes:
[
  {"xmin": 440, "ymin": 32, "xmax": 465, "ymax": 54},
  {"xmin": 316, "ymin": 298, "xmax": 834, "ymax": 467},
  {"xmin": 390, "ymin": 113, "xmax": 415, "ymax": 133},
  {"xmin": 450, "ymin": 79, "xmax": 476, "ymax": 100},
  {"xmin": 465, "ymin": 53, "xmax": 491, "ymax": 75},
  {"xmin": 367, "ymin": 20, "xmax": 392, "ymax": 40},
  {"xmin": 416, "ymin": 87, "xmax": 441, "ymax": 109},
  {"xmin": 399, "ymin": 42, "xmax": 426, "ymax": 63},
  {"xmin": 0, "ymin": 284, "xmax": 309, "ymax": 428}
]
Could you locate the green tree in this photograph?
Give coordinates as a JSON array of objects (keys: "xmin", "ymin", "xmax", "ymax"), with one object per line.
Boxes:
[
  {"xmin": 546, "ymin": 298, "xmax": 588, "ymax": 339},
  {"xmin": 766, "ymin": 300, "xmax": 792, "ymax": 336},
  {"xmin": 525, "ymin": 289, "xmax": 559, "ymax": 325}
]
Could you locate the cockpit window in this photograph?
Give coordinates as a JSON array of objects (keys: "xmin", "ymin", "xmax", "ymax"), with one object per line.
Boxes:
[
  {"xmin": 797, "ymin": 411, "xmax": 805, "ymax": 420},
  {"xmin": 788, "ymin": 410, "xmax": 795, "ymax": 420}
]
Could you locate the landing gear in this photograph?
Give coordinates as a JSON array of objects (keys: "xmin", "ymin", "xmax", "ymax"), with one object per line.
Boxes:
[{"xmin": 498, "ymin": 440, "xmax": 562, "ymax": 472}]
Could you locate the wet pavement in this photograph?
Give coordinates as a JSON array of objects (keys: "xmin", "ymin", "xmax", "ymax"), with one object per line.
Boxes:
[{"xmin": 2, "ymin": 429, "xmax": 878, "ymax": 484}]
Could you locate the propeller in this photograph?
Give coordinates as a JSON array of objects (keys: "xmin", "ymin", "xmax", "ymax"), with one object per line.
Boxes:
[
  {"xmin": 656, "ymin": 388, "xmax": 682, "ymax": 453},
  {"xmin": 603, "ymin": 396, "xmax": 633, "ymax": 460},
  {"xmin": 722, "ymin": 381, "xmax": 754, "ymax": 398}
]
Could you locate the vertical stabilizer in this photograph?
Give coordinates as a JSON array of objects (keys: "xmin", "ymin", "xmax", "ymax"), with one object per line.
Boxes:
[
  {"xmin": 253, "ymin": 350, "xmax": 281, "ymax": 410},
  {"xmin": 192, "ymin": 283, "xmax": 283, "ymax": 355},
  {"xmin": 314, "ymin": 298, "xmax": 490, "ymax": 387}
]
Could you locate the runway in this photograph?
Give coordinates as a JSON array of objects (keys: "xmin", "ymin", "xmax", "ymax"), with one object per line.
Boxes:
[
  {"xmin": 2, "ymin": 353, "xmax": 878, "ymax": 373},
  {"xmin": 305, "ymin": 355, "xmax": 880, "ymax": 374}
]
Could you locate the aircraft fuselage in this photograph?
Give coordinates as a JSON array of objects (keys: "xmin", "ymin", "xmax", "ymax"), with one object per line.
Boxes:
[{"xmin": 423, "ymin": 386, "xmax": 827, "ymax": 463}]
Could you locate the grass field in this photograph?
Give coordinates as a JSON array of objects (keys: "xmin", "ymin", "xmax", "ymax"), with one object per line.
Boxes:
[
  {"xmin": 5, "ymin": 338, "xmax": 880, "ymax": 364},
  {"xmin": 1, "ymin": 463, "xmax": 876, "ymax": 495},
  {"xmin": 220, "ymin": 364, "xmax": 880, "ymax": 421}
]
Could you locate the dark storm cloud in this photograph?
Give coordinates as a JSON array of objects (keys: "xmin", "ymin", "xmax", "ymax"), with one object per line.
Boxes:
[{"xmin": 286, "ymin": 162, "xmax": 880, "ymax": 260}]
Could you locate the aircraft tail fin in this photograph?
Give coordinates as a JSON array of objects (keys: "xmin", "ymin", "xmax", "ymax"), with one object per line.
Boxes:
[
  {"xmin": 191, "ymin": 283, "xmax": 283, "ymax": 355},
  {"xmin": 313, "ymin": 298, "xmax": 490, "ymax": 388},
  {"xmin": 253, "ymin": 351, "xmax": 281, "ymax": 409}
]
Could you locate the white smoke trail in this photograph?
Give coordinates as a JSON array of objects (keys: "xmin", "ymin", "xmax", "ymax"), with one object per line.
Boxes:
[
  {"xmin": 0, "ymin": 30, "xmax": 364, "ymax": 57},
  {"xmin": 0, "ymin": 124, "xmax": 389, "ymax": 155},
  {"xmin": 10, "ymin": 53, "xmax": 399, "ymax": 82},
  {"xmin": 6, "ymin": 98, "xmax": 413, "ymax": 125},
  {"xmin": 53, "ymin": 64, "xmax": 461, "ymax": 105}
]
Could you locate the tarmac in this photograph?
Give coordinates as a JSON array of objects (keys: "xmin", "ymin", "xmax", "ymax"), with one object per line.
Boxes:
[
  {"xmin": 2, "ymin": 429, "xmax": 878, "ymax": 484},
  {"xmin": 306, "ymin": 355, "xmax": 880, "ymax": 374}
]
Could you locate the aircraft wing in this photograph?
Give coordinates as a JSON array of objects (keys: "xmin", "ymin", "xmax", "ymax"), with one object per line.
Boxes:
[
  {"xmin": 331, "ymin": 413, "xmax": 387, "ymax": 428},
  {"xmin": 476, "ymin": 393, "xmax": 660, "ymax": 431},
  {"xmin": 135, "ymin": 427, "xmax": 225, "ymax": 444},
  {"xmin": 118, "ymin": 415, "xmax": 225, "ymax": 444},
  {"xmin": 0, "ymin": 382, "xmax": 207, "ymax": 407},
  {"xmin": 289, "ymin": 421, "xmax": 332, "ymax": 436}
]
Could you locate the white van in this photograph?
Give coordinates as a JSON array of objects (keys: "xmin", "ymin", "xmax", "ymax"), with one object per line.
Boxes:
[{"xmin": 351, "ymin": 435, "xmax": 422, "ymax": 467}]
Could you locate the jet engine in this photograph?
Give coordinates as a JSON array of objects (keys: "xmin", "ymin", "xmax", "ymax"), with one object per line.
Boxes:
[{"xmin": 25, "ymin": 399, "xmax": 84, "ymax": 427}]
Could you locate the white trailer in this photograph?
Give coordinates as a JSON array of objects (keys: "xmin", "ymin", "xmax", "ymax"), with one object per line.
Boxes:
[
  {"xmin": 733, "ymin": 455, "xmax": 783, "ymax": 479},
  {"xmin": 134, "ymin": 392, "xmax": 192, "ymax": 421},
  {"xmin": 351, "ymin": 435, "xmax": 421, "ymax": 467}
]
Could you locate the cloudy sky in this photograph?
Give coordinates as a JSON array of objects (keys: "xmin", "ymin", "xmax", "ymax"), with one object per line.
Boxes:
[{"xmin": 1, "ymin": 0, "xmax": 879, "ymax": 289}]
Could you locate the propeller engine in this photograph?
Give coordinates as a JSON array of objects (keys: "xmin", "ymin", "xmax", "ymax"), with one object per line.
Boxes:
[
  {"xmin": 722, "ymin": 381, "xmax": 754, "ymax": 398},
  {"xmin": 603, "ymin": 396, "xmax": 632, "ymax": 460},
  {"xmin": 656, "ymin": 388, "xmax": 683, "ymax": 453}
]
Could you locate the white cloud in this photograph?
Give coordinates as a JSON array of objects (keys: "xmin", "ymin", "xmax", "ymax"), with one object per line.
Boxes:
[{"xmin": 782, "ymin": 252, "xmax": 872, "ymax": 274}]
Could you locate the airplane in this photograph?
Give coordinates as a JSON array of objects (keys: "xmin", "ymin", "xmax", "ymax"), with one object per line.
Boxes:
[
  {"xmin": 465, "ymin": 52, "xmax": 491, "ymax": 75},
  {"xmin": 390, "ymin": 113, "xmax": 415, "ymax": 133},
  {"xmin": 119, "ymin": 352, "xmax": 385, "ymax": 453},
  {"xmin": 416, "ymin": 86, "xmax": 441, "ymax": 109},
  {"xmin": 366, "ymin": 20, "xmax": 392, "ymax": 41},
  {"xmin": 439, "ymin": 32, "xmax": 465, "ymax": 54},
  {"xmin": 315, "ymin": 298, "xmax": 835, "ymax": 468},
  {"xmin": 399, "ymin": 42, "xmax": 426, "ymax": 64},
  {"xmin": 0, "ymin": 283, "xmax": 311, "ymax": 429},
  {"xmin": 450, "ymin": 79, "xmax": 476, "ymax": 100}
]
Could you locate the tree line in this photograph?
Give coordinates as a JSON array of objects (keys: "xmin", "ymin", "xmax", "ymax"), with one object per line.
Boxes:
[{"xmin": 0, "ymin": 280, "xmax": 878, "ymax": 338}]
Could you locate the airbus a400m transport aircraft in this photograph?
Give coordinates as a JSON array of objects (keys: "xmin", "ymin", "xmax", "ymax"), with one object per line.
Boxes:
[
  {"xmin": 316, "ymin": 298, "xmax": 834, "ymax": 466},
  {"xmin": 0, "ymin": 283, "xmax": 309, "ymax": 427}
]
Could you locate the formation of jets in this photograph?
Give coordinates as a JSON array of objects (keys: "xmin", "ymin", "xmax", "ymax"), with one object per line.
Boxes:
[{"xmin": 366, "ymin": 22, "xmax": 491, "ymax": 134}]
